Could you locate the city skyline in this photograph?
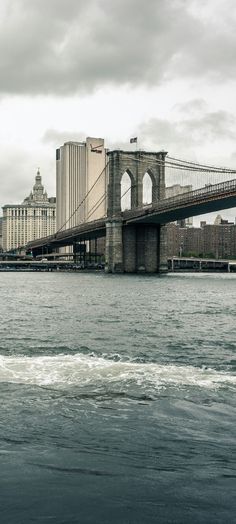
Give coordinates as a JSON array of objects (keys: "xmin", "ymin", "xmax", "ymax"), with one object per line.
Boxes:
[{"xmin": 1, "ymin": 0, "xmax": 236, "ymax": 225}]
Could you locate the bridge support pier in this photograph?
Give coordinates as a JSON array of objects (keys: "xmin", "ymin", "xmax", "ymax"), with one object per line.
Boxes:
[
  {"xmin": 135, "ymin": 225, "xmax": 159, "ymax": 273},
  {"xmin": 105, "ymin": 220, "xmax": 168, "ymax": 274},
  {"xmin": 159, "ymin": 225, "xmax": 168, "ymax": 273},
  {"xmin": 123, "ymin": 225, "xmax": 136, "ymax": 272},
  {"xmin": 105, "ymin": 219, "xmax": 124, "ymax": 273}
]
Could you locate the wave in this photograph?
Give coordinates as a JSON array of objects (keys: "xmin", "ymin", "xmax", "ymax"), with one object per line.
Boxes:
[{"xmin": 0, "ymin": 353, "xmax": 235, "ymax": 390}]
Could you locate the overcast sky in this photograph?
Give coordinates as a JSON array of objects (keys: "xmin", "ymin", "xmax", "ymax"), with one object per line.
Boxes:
[{"xmin": 1, "ymin": 0, "xmax": 236, "ymax": 223}]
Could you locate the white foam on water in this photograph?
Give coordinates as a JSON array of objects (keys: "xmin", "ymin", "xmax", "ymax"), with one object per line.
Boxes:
[{"xmin": 0, "ymin": 353, "xmax": 235, "ymax": 390}]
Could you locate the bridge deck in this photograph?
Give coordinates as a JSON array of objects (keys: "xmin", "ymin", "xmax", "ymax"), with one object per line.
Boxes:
[
  {"xmin": 26, "ymin": 179, "xmax": 236, "ymax": 253},
  {"xmin": 27, "ymin": 218, "xmax": 106, "ymax": 251},
  {"xmin": 124, "ymin": 178, "xmax": 236, "ymax": 224}
]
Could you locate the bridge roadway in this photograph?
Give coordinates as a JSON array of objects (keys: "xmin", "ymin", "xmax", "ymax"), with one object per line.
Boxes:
[
  {"xmin": 124, "ymin": 178, "xmax": 236, "ymax": 224},
  {"xmin": 27, "ymin": 178, "xmax": 236, "ymax": 254},
  {"xmin": 27, "ymin": 217, "xmax": 107, "ymax": 253}
]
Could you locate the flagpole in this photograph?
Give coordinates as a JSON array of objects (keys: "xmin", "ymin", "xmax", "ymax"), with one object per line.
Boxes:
[{"xmin": 130, "ymin": 137, "xmax": 138, "ymax": 150}]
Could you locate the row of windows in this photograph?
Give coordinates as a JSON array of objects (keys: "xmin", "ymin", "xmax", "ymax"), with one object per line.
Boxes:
[{"xmin": 9, "ymin": 209, "xmax": 56, "ymax": 217}]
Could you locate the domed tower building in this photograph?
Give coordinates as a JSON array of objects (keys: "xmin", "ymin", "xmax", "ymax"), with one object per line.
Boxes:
[{"xmin": 2, "ymin": 169, "xmax": 56, "ymax": 252}]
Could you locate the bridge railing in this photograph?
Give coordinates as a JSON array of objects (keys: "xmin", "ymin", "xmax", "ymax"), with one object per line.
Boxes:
[
  {"xmin": 123, "ymin": 178, "xmax": 236, "ymax": 219},
  {"xmin": 26, "ymin": 218, "xmax": 106, "ymax": 250}
]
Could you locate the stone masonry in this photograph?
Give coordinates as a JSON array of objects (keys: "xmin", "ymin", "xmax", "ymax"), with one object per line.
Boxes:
[{"xmin": 105, "ymin": 150, "xmax": 168, "ymax": 273}]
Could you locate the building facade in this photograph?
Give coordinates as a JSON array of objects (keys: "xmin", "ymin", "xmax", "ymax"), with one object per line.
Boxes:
[
  {"xmin": 167, "ymin": 216, "xmax": 236, "ymax": 259},
  {"xmin": 56, "ymin": 137, "xmax": 108, "ymax": 232},
  {"xmin": 2, "ymin": 170, "xmax": 56, "ymax": 251}
]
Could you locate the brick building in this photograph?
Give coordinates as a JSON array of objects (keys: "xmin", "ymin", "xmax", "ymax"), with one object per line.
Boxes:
[{"xmin": 167, "ymin": 217, "xmax": 236, "ymax": 259}]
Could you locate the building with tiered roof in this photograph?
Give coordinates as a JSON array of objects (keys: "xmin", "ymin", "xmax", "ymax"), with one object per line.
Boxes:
[{"xmin": 2, "ymin": 169, "xmax": 56, "ymax": 251}]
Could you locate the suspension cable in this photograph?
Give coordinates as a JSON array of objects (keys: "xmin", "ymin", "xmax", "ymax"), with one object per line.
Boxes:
[
  {"xmin": 82, "ymin": 192, "xmax": 107, "ymax": 222},
  {"xmin": 119, "ymin": 152, "xmax": 236, "ymax": 174},
  {"xmin": 56, "ymin": 161, "xmax": 109, "ymax": 234},
  {"xmin": 166, "ymin": 155, "xmax": 236, "ymax": 172}
]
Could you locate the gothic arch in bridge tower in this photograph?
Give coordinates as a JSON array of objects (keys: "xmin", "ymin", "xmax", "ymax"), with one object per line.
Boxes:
[
  {"xmin": 107, "ymin": 151, "xmax": 165, "ymax": 217},
  {"xmin": 120, "ymin": 170, "xmax": 135, "ymax": 211},
  {"xmin": 142, "ymin": 170, "xmax": 158, "ymax": 205}
]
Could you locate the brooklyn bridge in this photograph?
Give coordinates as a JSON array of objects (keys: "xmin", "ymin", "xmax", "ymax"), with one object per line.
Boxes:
[{"xmin": 27, "ymin": 150, "xmax": 236, "ymax": 273}]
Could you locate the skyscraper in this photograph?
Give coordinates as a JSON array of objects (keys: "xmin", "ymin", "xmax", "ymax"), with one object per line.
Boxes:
[{"xmin": 56, "ymin": 137, "xmax": 108, "ymax": 232}]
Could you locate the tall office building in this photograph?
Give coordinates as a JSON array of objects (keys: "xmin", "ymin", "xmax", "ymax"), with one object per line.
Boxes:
[
  {"xmin": 2, "ymin": 170, "xmax": 56, "ymax": 251},
  {"xmin": 56, "ymin": 137, "xmax": 108, "ymax": 232}
]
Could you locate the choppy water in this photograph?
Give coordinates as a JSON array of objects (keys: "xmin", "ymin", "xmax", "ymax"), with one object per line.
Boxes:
[{"xmin": 0, "ymin": 272, "xmax": 235, "ymax": 524}]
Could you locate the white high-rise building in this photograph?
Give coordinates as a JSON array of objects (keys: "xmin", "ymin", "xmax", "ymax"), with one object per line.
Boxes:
[
  {"xmin": 56, "ymin": 137, "xmax": 108, "ymax": 232},
  {"xmin": 2, "ymin": 170, "xmax": 56, "ymax": 251}
]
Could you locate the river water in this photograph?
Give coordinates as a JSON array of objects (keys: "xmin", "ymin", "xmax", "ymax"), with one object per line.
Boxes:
[{"xmin": 0, "ymin": 271, "xmax": 235, "ymax": 524}]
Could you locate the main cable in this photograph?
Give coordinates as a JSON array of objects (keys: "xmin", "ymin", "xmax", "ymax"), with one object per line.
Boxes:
[
  {"xmin": 120, "ymin": 152, "xmax": 236, "ymax": 174},
  {"xmin": 56, "ymin": 161, "xmax": 109, "ymax": 234}
]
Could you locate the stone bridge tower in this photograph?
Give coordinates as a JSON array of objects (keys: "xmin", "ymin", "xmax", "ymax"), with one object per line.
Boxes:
[{"xmin": 105, "ymin": 150, "xmax": 168, "ymax": 273}]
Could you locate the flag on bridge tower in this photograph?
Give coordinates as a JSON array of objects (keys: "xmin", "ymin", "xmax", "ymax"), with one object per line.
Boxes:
[{"xmin": 130, "ymin": 137, "xmax": 138, "ymax": 143}]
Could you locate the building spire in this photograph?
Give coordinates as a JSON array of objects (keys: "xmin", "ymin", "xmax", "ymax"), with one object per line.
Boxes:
[
  {"xmin": 35, "ymin": 167, "xmax": 42, "ymax": 184},
  {"xmin": 22, "ymin": 168, "xmax": 48, "ymax": 204}
]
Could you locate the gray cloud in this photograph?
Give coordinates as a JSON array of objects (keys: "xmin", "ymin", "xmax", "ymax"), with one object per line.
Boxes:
[
  {"xmin": 42, "ymin": 104, "xmax": 236, "ymax": 164},
  {"xmin": 0, "ymin": 0, "xmax": 235, "ymax": 95},
  {"xmin": 0, "ymin": 155, "xmax": 33, "ymax": 207},
  {"xmin": 42, "ymin": 129, "xmax": 86, "ymax": 146},
  {"xmin": 139, "ymin": 108, "xmax": 236, "ymax": 154},
  {"xmin": 173, "ymin": 99, "xmax": 208, "ymax": 116}
]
